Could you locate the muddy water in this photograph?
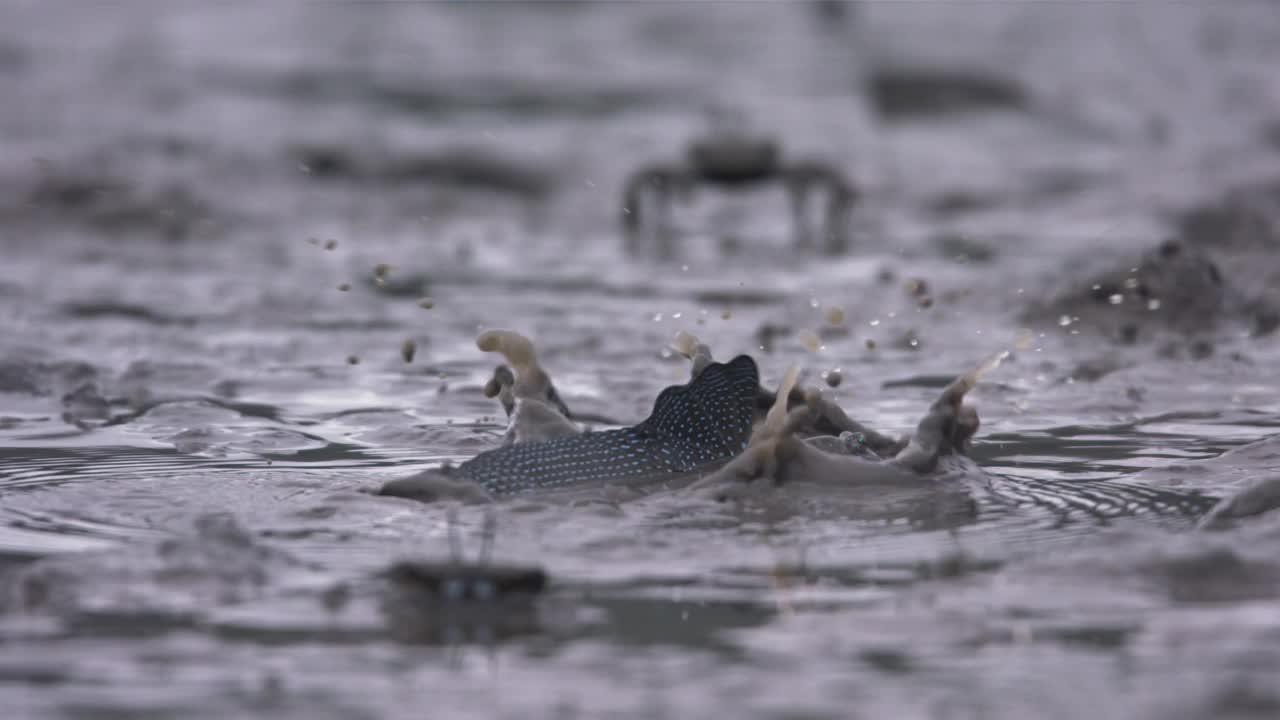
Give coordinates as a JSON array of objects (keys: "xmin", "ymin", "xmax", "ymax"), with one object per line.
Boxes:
[{"xmin": 2, "ymin": 2, "xmax": 1280, "ymax": 719}]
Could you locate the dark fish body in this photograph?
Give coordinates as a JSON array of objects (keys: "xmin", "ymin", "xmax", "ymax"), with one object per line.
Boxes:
[{"xmin": 457, "ymin": 356, "xmax": 760, "ymax": 495}]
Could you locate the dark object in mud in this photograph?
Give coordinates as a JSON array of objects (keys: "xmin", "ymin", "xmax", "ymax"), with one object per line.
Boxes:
[
  {"xmin": 866, "ymin": 66, "xmax": 1026, "ymax": 119},
  {"xmin": 381, "ymin": 559, "xmax": 547, "ymax": 644},
  {"xmin": 14, "ymin": 170, "xmax": 216, "ymax": 243},
  {"xmin": 386, "ymin": 560, "xmax": 547, "ymax": 601},
  {"xmin": 1175, "ymin": 178, "xmax": 1280, "ymax": 251},
  {"xmin": 290, "ymin": 143, "xmax": 556, "ymax": 199},
  {"xmin": 61, "ymin": 383, "xmax": 111, "ymax": 428},
  {"xmin": 1023, "ymin": 239, "xmax": 1229, "ymax": 339},
  {"xmin": 379, "ymin": 511, "xmax": 548, "ymax": 644},
  {"xmin": 621, "ymin": 123, "xmax": 857, "ymax": 259},
  {"xmin": 1027, "ymin": 178, "xmax": 1280, "ymax": 339},
  {"xmin": 755, "ymin": 322, "xmax": 791, "ymax": 354}
]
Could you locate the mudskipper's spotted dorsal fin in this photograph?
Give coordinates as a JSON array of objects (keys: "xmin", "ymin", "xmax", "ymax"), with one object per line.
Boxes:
[
  {"xmin": 455, "ymin": 355, "xmax": 760, "ymax": 494},
  {"xmin": 635, "ymin": 354, "xmax": 760, "ymax": 454}
]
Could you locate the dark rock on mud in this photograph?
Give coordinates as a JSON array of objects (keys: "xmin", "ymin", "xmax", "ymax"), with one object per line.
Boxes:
[
  {"xmin": 59, "ymin": 301, "xmax": 200, "ymax": 326},
  {"xmin": 1176, "ymin": 178, "xmax": 1280, "ymax": 251},
  {"xmin": 866, "ymin": 65, "xmax": 1027, "ymax": 119},
  {"xmin": 3, "ymin": 168, "xmax": 220, "ymax": 242},
  {"xmin": 0, "ymin": 358, "xmax": 98, "ymax": 397},
  {"xmin": 291, "ymin": 143, "xmax": 559, "ymax": 199},
  {"xmin": 931, "ymin": 232, "xmax": 997, "ymax": 262},
  {"xmin": 1024, "ymin": 178, "xmax": 1280, "ymax": 340}
]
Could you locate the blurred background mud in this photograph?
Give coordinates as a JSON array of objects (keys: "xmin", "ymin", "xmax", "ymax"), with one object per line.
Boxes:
[{"xmin": 2, "ymin": 2, "xmax": 1280, "ymax": 718}]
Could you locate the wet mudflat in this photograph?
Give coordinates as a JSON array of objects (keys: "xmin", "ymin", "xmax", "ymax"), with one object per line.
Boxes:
[{"xmin": 2, "ymin": 2, "xmax": 1280, "ymax": 719}]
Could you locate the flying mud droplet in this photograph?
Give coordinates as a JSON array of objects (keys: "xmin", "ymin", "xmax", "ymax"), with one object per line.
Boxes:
[
  {"xmin": 823, "ymin": 305, "xmax": 845, "ymax": 326},
  {"xmin": 670, "ymin": 330, "xmax": 699, "ymax": 358},
  {"xmin": 721, "ymin": 310, "xmax": 732, "ymax": 320},
  {"xmin": 823, "ymin": 368, "xmax": 843, "ymax": 388},
  {"xmin": 904, "ymin": 278, "xmax": 930, "ymax": 298},
  {"xmin": 346, "ymin": 355, "xmax": 360, "ymax": 365},
  {"xmin": 324, "ymin": 239, "xmax": 337, "ymax": 251},
  {"xmin": 865, "ymin": 338, "xmax": 877, "ymax": 350},
  {"xmin": 337, "ymin": 283, "xmax": 351, "ymax": 292},
  {"xmin": 401, "ymin": 339, "xmax": 417, "ymax": 364},
  {"xmin": 896, "ymin": 329, "xmax": 922, "ymax": 351},
  {"xmin": 417, "ymin": 297, "xmax": 435, "ymax": 310},
  {"xmin": 1015, "ymin": 328, "xmax": 1035, "ymax": 351},
  {"xmin": 958, "ymin": 350, "xmax": 1010, "ymax": 392},
  {"xmin": 798, "ymin": 329, "xmax": 821, "ymax": 353},
  {"xmin": 759, "ymin": 365, "xmax": 800, "ymax": 442},
  {"xmin": 306, "ymin": 237, "xmax": 320, "ymax": 246}
]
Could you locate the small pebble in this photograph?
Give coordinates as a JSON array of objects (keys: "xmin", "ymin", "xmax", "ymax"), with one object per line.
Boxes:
[
  {"xmin": 417, "ymin": 297, "xmax": 435, "ymax": 309},
  {"xmin": 321, "ymin": 583, "xmax": 350, "ymax": 612},
  {"xmin": 824, "ymin": 368, "xmax": 843, "ymax": 388},
  {"xmin": 374, "ymin": 263, "xmax": 391, "ymax": 278},
  {"xmin": 401, "ymin": 339, "xmax": 417, "ymax": 364},
  {"xmin": 865, "ymin": 339, "xmax": 877, "ymax": 350},
  {"xmin": 337, "ymin": 283, "xmax": 351, "ymax": 292},
  {"xmin": 346, "ymin": 355, "xmax": 360, "ymax": 365},
  {"xmin": 721, "ymin": 310, "xmax": 733, "ymax": 320},
  {"xmin": 324, "ymin": 239, "xmax": 337, "ymax": 251}
]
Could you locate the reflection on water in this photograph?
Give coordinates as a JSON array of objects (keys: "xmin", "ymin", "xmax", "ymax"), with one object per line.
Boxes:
[{"xmin": 3, "ymin": 1, "xmax": 1280, "ymax": 718}]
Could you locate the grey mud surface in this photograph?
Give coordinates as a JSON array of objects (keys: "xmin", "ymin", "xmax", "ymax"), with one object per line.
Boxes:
[{"xmin": 2, "ymin": 3, "xmax": 1280, "ymax": 719}]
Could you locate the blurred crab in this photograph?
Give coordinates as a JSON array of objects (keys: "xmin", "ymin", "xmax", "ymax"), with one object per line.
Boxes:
[{"xmin": 621, "ymin": 118, "xmax": 857, "ymax": 259}]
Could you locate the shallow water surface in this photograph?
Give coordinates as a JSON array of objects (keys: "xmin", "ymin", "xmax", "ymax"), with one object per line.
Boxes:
[{"xmin": 3, "ymin": 3, "xmax": 1280, "ymax": 719}]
